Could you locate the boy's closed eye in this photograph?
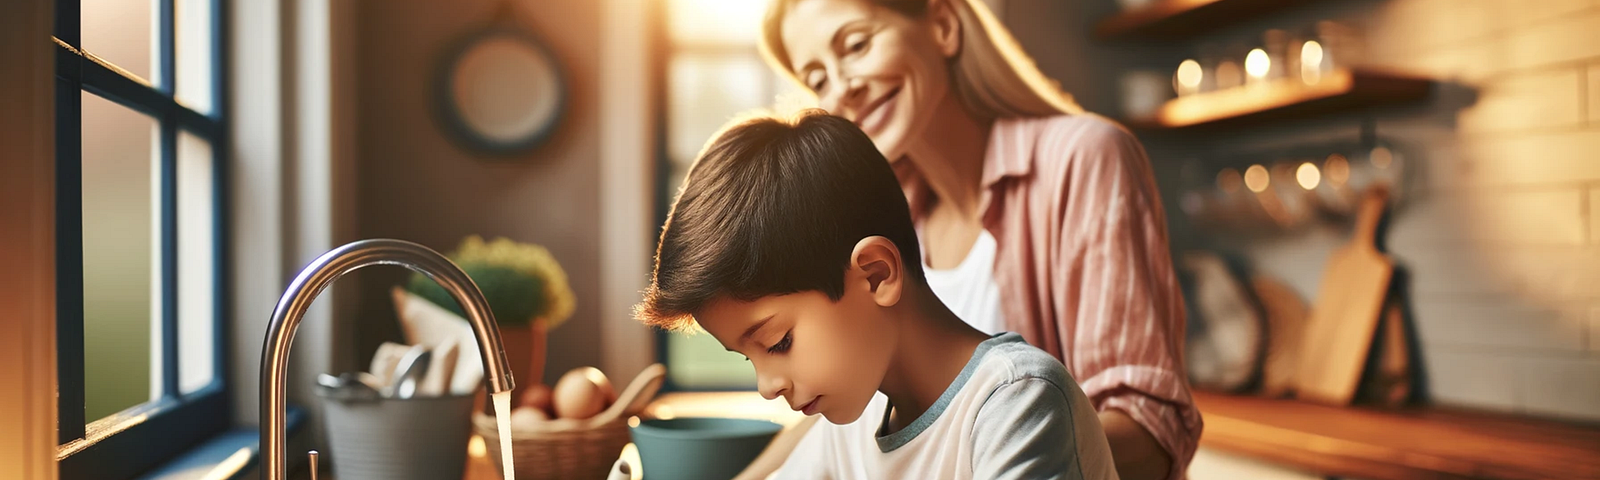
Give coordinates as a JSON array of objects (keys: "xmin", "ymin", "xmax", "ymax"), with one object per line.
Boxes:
[{"xmin": 739, "ymin": 331, "xmax": 794, "ymax": 362}]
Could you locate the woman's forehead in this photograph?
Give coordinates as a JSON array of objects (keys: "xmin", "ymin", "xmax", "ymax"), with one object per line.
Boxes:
[{"xmin": 779, "ymin": 0, "xmax": 880, "ymax": 68}]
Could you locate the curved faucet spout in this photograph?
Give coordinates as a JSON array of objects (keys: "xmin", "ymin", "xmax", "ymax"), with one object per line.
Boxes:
[{"xmin": 260, "ymin": 239, "xmax": 516, "ymax": 480}]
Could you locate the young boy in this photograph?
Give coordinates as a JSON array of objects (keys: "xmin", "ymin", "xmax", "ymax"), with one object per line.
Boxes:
[{"xmin": 635, "ymin": 110, "xmax": 1118, "ymax": 480}]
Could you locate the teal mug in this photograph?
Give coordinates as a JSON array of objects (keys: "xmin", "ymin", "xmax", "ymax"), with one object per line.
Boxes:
[{"xmin": 629, "ymin": 417, "xmax": 784, "ymax": 480}]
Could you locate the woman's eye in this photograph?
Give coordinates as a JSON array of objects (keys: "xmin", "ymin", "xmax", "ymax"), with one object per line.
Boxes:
[
  {"xmin": 844, "ymin": 33, "xmax": 870, "ymax": 54},
  {"xmin": 810, "ymin": 77, "xmax": 827, "ymax": 92},
  {"xmin": 767, "ymin": 332, "xmax": 792, "ymax": 354}
]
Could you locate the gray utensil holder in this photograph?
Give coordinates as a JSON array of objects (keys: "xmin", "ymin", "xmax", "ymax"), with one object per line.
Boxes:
[{"xmin": 318, "ymin": 392, "xmax": 475, "ymax": 480}]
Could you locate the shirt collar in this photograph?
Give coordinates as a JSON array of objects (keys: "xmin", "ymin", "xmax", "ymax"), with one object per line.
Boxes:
[{"xmin": 895, "ymin": 117, "xmax": 1038, "ymax": 220}]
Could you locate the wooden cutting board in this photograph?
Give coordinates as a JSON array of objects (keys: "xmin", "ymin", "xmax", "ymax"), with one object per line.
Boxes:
[
  {"xmin": 1251, "ymin": 274, "xmax": 1307, "ymax": 399},
  {"xmin": 1296, "ymin": 186, "xmax": 1394, "ymax": 406}
]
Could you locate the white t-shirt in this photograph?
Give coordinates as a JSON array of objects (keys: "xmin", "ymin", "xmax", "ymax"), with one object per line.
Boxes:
[
  {"xmin": 923, "ymin": 231, "xmax": 1006, "ymax": 335},
  {"xmin": 772, "ymin": 333, "xmax": 1118, "ymax": 480}
]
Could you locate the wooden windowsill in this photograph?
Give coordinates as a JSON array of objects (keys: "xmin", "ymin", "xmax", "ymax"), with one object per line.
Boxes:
[{"xmin": 1194, "ymin": 391, "xmax": 1600, "ymax": 480}]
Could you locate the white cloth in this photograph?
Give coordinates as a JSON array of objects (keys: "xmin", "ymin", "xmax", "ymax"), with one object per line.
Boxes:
[
  {"xmin": 923, "ymin": 230, "xmax": 1006, "ymax": 335},
  {"xmin": 772, "ymin": 334, "xmax": 1118, "ymax": 480}
]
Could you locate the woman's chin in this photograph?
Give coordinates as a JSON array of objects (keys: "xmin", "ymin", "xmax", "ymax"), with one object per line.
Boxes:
[{"xmin": 871, "ymin": 131, "xmax": 910, "ymax": 163}]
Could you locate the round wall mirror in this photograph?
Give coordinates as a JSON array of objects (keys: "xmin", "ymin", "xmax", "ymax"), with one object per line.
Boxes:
[{"xmin": 436, "ymin": 26, "xmax": 566, "ymax": 155}]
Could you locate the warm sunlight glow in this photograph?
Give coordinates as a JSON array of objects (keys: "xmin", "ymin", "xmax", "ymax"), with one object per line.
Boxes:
[
  {"xmin": 196, "ymin": 448, "xmax": 253, "ymax": 480},
  {"xmin": 1245, "ymin": 49, "xmax": 1271, "ymax": 80},
  {"xmin": 1296, "ymin": 162, "xmax": 1321, "ymax": 190},
  {"xmin": 1245, "ymin": 165, "xmax": 1270, "ymax": 192},
  {"xmin": 668, "ymin": 0, "xmax": 768, "ymax": 44}
]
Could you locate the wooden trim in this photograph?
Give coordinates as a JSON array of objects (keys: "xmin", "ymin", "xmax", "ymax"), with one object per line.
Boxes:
[
  {"xmin": 0, "ymin": 1, "xmax": 62, "ymax": 479},
  {"xmin": 598, "ymin": 0, "xmax": 662, "ymax": 384},
  {"xmin": 227, "ymin": 0, "xmax": 286, "ymax": 426}
]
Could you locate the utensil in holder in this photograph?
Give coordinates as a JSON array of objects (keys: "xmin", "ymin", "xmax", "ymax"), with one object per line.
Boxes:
[{"xmin": 319, "ymin": 392, "xmax": 476, "ymax": 480}]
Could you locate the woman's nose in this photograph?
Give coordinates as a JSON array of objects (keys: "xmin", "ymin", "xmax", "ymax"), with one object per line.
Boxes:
[{"xmin": 820, "ymin": 76, "xmax": 867, "ymax": 115}]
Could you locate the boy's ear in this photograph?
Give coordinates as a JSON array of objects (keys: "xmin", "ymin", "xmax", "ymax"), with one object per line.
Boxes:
[{"xmin": 850, "ymin": 236, "xmax": 904, "ymax": 307}]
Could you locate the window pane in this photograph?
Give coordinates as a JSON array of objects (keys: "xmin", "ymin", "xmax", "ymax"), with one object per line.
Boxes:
[
  {"xmin": 81, "ymin": 91, "xmax": 162, "ymax": 421},
  {"xmin": 177, "ymin": 130, "xmax": 215, "ymax": 395},
  {"xmin": 668, "ymin": 0, "xmax": 766, "ymax": 45},
  {"xmin": 82, "ymin": 0, "xmax": 158, "ymax": 85},
  {"xmin": 666, "ymin": 330, "xmax": 756, "ymax": 389},
  {"xmin": 666, "ymin": 52, "xmax": 773, "ymax": 168},
  {"xmin": 176, "ymin": 0, "xmax": 214, "ymax": 113}
]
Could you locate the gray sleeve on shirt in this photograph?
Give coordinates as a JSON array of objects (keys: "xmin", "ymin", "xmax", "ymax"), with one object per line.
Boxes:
[{"xmin": 971, "ymin": 377, "xmax": 1085, "ymax": 480}]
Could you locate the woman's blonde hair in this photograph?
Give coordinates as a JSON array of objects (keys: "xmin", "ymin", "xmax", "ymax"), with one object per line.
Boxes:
[{"xmin": 760, "ymin": 0, "xmax": 1082, "ymax": 121}]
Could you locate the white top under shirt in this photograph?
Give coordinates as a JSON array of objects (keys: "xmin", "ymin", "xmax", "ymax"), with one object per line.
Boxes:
[
  {"xmin": 923, "ymin": 230, "xmax": 1006, "ymax": 335},
  {"xmin": 770, "ymin": 333, "xmax": 1118, "ymax": 480}
]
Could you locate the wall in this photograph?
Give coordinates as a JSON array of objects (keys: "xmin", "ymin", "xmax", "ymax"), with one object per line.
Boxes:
[
  {"xmin": 352, "ymin": 0, "xmax": 607, "ymax": 381},
  {"xmin": 1355, "ymin": 0, "xmax": 1600, "ymax": 422},
  {"xmin": 1014, "ymin": 0, "xmax": 1600, "ymax": 424},
  {"xmin": 0, "ymin": 0, "xmax": 61, "ymax": 477},
  {"xmin": 1001, "ymin": 0, "xmax": 1600, "ymax": 477}
]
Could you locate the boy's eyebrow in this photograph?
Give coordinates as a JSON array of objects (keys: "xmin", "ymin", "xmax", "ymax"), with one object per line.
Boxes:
[{"xmin": 725, "ymin": 315, "xmax": 776, "ymax": 352}]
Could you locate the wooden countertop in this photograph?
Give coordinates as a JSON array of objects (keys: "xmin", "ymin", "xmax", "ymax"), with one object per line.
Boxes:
[
  {"xmin": 452, "ymin": 391, "xmax": 1600, "ymax": 480},
  {"xmin": 1194, "ymin": 391, "xmax": 1600, "ymax": 480}
]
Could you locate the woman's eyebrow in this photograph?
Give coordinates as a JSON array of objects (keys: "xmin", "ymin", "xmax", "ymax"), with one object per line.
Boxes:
[{"xmin": 792, "ymin": 19, "xmax": 870, "ymax": 75}]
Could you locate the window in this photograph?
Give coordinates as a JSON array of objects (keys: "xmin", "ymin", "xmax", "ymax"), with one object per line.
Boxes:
[
  {"xmin": 54, "ymin": 0, "xmax": 230, "ymax": 477},
  {"xmin": 654, "ymin": 1, "xmax": 811, "ymax": 391}
]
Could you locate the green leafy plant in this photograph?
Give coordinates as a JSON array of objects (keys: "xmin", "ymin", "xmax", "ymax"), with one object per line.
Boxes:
[{"xmin": 407, "ymin": 236, "xmax": 575, "ymax": 329}]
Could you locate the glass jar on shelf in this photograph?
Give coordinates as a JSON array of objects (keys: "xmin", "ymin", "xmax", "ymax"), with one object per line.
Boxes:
[{"xmin": 1213, "ymin": 44, "xmax": 1247, "ymax": 91}]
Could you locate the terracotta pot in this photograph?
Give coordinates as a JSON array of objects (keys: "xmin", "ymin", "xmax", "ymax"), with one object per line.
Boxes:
[{"xmin": 477, "ymin": 320, "xmax": 548, "ymax": 413}]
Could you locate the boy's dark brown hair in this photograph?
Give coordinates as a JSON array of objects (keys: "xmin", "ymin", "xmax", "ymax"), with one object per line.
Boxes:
[{"xmin": 635, "ymin": 109, "xmax": 925, "ymax": 331}]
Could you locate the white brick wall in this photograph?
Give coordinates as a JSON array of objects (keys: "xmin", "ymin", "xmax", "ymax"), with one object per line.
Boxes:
[
  {"xmin": 1011, "ymin": 0, "xmax": 1600, "ymax": 461},
  {"xmin": 1037, "ymin": 0, "xmax": 1600, "ymax": 423},
  {"xmin": 1275, "ymin": 0, "xmax": 1600, "ymax": 422}
]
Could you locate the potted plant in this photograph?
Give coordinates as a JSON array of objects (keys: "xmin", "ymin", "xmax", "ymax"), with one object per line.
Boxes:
[{"xmin": 407, "ymin": 235, "xmax": 575, "ymax": 393}]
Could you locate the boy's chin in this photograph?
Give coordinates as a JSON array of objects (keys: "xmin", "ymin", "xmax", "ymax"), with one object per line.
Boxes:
[{"xmin": 820, "ymin": 401, "xmax": 869, "ymax": 425}]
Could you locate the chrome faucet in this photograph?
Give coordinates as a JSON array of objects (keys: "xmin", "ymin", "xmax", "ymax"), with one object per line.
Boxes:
[{"xmin": 260, "ymin": 239, "xmax": 516, "ymax": 480}]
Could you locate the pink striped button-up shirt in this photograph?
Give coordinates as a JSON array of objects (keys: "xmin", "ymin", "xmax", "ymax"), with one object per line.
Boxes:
[{"xmin": 895, "ymin": 114, "xmax": 1202, "ymax": 479}]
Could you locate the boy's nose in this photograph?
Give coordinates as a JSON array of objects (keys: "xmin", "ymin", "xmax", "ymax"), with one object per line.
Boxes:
[{"xmin": 757, "ymin": 371, "xmax": 789, "ymax": 401}]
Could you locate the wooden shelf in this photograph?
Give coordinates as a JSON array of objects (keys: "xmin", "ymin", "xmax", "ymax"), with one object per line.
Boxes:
[
  {"xmin": 1095, "ymin": 0, "xmax": 1318, "ymax": 40},
  {"xmin": 1127, "ymin": 69, "xmax": 1432, "ymax": 130},
  {"xmin": 1194, "ymin": 391, "xmax": 1600, "ymax": 480}
]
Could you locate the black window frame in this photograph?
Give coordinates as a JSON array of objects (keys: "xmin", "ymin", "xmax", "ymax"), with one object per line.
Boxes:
[{"xmin": 53, "ymin": 0, "xmax": 233, "ymax": 478}]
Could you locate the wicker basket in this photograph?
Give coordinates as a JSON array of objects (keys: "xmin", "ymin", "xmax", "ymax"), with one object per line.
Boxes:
[{"xmin": 473, "ymin": 412, "xmax": 632, "ymax": 480}]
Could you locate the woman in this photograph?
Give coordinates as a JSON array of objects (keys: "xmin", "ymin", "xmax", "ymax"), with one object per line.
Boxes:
[{"xmin": 741, "ymin": 0, "xmax": 1201, "ymax": 479}]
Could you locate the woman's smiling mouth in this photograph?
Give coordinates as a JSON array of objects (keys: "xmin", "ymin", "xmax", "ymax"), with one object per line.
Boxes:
[{"xmin": 855, "ymin": 87, "xmax": 901, "ymax": 137}]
